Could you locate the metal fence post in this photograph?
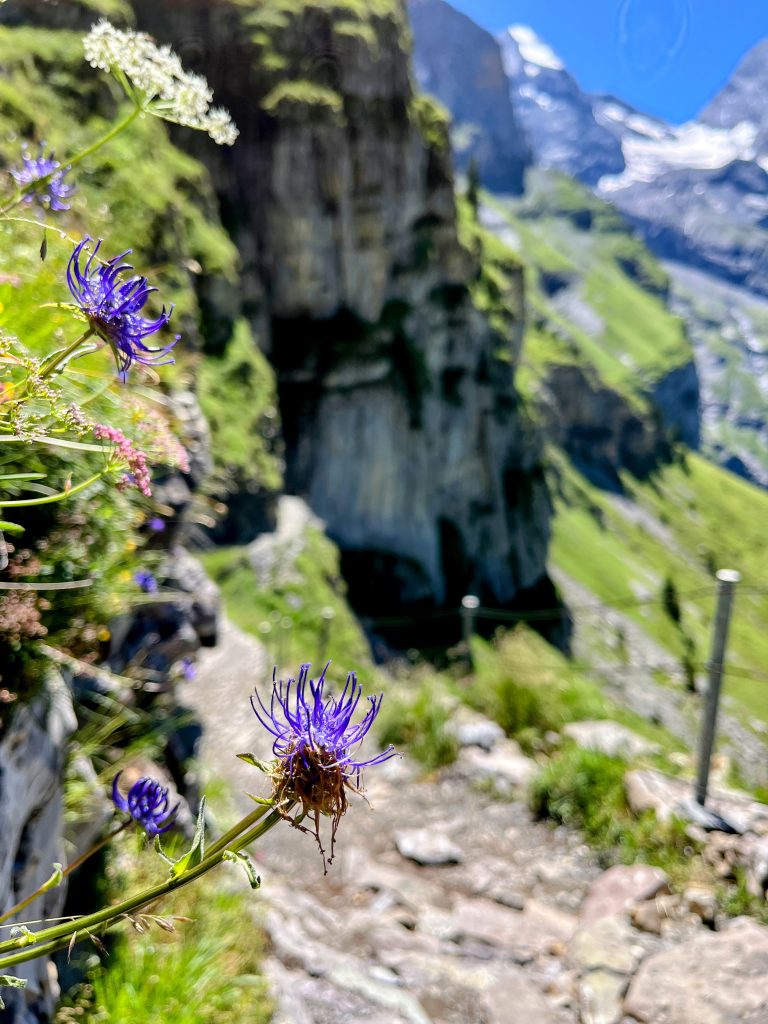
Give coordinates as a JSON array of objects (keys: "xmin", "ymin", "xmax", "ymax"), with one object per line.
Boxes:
[
  {"xmin": 696, "ymin": 569, "xmax": 740, "ymax": 807},
  {"xmin": 461, "ymin": 595, "xmax": 480, "ymax": 665}
]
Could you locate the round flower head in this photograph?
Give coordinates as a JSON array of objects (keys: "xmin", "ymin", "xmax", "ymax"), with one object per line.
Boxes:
[
  {"xmin": 134, "ymin": 569, "xmax": 158, "ymax": 594},
  {"xmin": 84, "ymin": 20, "xmax": 238, "ymax": 146},
  {"xmin": 250, "ymin": 663, "xmax": 396, "ymax": 867},
  {"xmin": 112, "ymin": 772, "xmax": 179, "ymax": 836},
  {"xmin": 11, "ymin": 143, "xmax": 75, "ymax": 211},
  {"xmin": 67, "ymin": 237, "xmax": 177, "ymax": 380}
]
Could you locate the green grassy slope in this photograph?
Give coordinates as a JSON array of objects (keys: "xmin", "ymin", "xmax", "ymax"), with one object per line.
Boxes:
[{"xmin": 483, "ymin": 170, "xmax": 692, "ymax": 403}]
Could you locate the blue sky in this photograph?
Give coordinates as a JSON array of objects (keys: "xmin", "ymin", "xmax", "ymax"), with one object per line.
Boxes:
[{"xmin": 449, "ymin": 0, "xmax": 768, "ymax": 123}]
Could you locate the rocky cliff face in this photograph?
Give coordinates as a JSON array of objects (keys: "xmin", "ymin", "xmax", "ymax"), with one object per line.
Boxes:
[
  {"xmin": 0, "ymin": 673, "xmax": 76, "ymax": 1023},
  {"xmin": 129, "ymin": 0, "xmax": 551, "ymax": 610},
  {"xmin": 407, "ymin": 0, "xmax": 530, "ymax": 193}
]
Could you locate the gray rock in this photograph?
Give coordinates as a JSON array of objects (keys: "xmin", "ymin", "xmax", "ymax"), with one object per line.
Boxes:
[
  {"xmin": 457, "ymin": 739, "xmax": 537, "ymax": 793},
  {"xmin": 580, "ymin": 864, "xmax": 669, "ymax": 924},
  {"xmin": 450, "ymin": 896, "xmax": 576, "ymax": 961},
  {"xmin": 625, "ymin": 769, "xmax": 768, "ymax": 834},
  {"xmin": 408, "ymin": 0, "xmax": 531, "ymax": 192},
  {"xmin": 569, "ymin": 915, "xmax": 643, "ymax": 975},
  {"xmin": 0, "ymin": 669, "xmax": 77, "ymax": 1023},
  {"xmin": 453, "ymin": 712, "xmax": 505, "ymax": 752},
  {"xmin": 624, "ymin": 918, "xmax": 768, "ymax": 1023},
  {"xmin": 579, "ymin": 970, "xmax": 627, "ymax": 1024},
  {"xmin": 395, "ymin": 828, "xmax": 463, "ymax": 867},
  {"xmin": 563, "ymin": 720, "xmax": 659, "ymax": 759}
]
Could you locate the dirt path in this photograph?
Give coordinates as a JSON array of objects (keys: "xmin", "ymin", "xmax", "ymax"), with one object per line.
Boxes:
[{"xmin": 173, "ymin": 619, "xmax": 768, "ymax": 1024}]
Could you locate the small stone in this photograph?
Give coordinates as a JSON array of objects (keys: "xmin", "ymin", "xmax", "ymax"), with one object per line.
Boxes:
[
  {"xmin": 569, "ymin": 915, "xmax": 641, "ymax": 975},
  {"xmin": 579, "ymin": 969, "xmax": 627, "ymax": 1024},
  {"xmin": 454, "ymin": 714, "xmax": 505, "ymax": 751},
  {"xmin": 631, "ymin": 900, "xmax": 665, "ymax": 936},
  {"xmin": 683, "ymin": 886, "xmax": 716, "ymax": 923},
  {"xmin": 395, "ymin": 828, "xmax": 463, "ymax": 867},
  {"xmin": 580, "ymin": 865, "xmax": 669, "ymax": 923},
  {"xmin": 563, "ymin": 720, "xmax": 659, "ymax": 758},
  {"xmin": 457, "ymin": 740, "xmax": 537, "ymax": 793}
]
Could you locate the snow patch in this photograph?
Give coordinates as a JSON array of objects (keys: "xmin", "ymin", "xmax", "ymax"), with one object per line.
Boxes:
[
  {"xmin": 600, "ymin": 119, "xmax": 760, "ymax": 192},
  {"xmin": 505, "ymin": 25, "xmax": 564, "ymax": 72}
]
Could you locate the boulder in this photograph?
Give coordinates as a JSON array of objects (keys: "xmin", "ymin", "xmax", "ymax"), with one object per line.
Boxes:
[
  {"xmin": 624, "ymin": 917, "xmax": 768, "ymax": 1023},
  {"xmin": 563, "ymin": 720, "xmax": 659, "ymax": 759},
  {"xmin": 580, "ymin": 864, "xmax": 669, "ymax": 923}
]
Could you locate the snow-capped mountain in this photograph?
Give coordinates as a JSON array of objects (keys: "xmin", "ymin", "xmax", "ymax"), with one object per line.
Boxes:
[{"xmin": 497, "ymin": 26, "xmax": 625, "ymax": 185}]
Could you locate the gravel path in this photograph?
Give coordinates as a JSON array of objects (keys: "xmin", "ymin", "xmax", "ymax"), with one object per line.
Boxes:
[{"xmin": 174, "ymin": 619, "xmax": 764, "ymax": 1024}]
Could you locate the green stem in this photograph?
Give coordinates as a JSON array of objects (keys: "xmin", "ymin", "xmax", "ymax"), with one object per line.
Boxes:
[
  {"xmin": 64, "ymin": 107, "xmax": 143, "ymax": 172},
  {"xmin": 38, "ymin": 329, "xmax": 95, "ymax": 381},
  {"xmin": 0, "ymin": 470, "xmax": 106, "ymax": 508},
  {"xmin": 0, "ymin": 436, "xmax": 110, "ymax": 454},
  {"xmin": 0, "ymin": 823, "xmax": 130, "ymax": 928},
  {"xmin": 0, "ymin": 807, "xmax": 288, "ymax": 967}
]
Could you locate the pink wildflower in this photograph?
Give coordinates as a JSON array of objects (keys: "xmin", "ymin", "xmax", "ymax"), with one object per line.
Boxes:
[{"xmin": 93, "ymin": 423, "xmax": 152, "ymax": 497}]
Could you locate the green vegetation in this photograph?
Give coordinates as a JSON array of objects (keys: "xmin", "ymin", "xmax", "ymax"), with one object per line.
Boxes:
[
  {"xmin": 377, "ymin": 674, "xmax": 459, "ymax": 772},
  {"xmin": 200, "ymin": 528, "xmax": 371, "ymax": 673},
  {"xmin": 530, "ymin": 745, "xmax": 696, "ymax": 882},
  {"xmin": 483, "ymin": 171, "xmax": 692, "ymax": 401},
  {"xmin": 197, "ymin": 320, "xmax": 283, "ymax": 504},
  {"xmin": 409, "ymin": 94, "xmax": 451, "ymax": 153},
  {"xmin": 56, "ymin": 872, "xmax": 272, "ymax": 1024},
  {"xmin": 549, "ymin": 450, "xmax": 768, "ymax": 725},
  {"xmin": 466, "ymin": 626, "xmax": 676, "ymax": 754},
  {"xmin": 262, "ymin": 80, "xmax": 345, "ymax": 121}
]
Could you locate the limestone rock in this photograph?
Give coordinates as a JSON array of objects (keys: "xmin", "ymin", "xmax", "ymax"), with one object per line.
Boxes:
[
  {"xmin": 569, "ymin": 915, "xmax": 643, "ymax": 975},
  {"xmin": 0, "ymin": 670, "xmax": 77, "ymax": 1023},
  {"xmin": 624, "ymin": 918, "xmax": 768, "ymax": 1023},
  {"xmin": 451, "ymin": 710, "xmax": 505, "ymax": 752},
  {"xmin": 456, "ymin": 739, "xmax": 537, "ymax": 793},
  {"xmin": 563, "ymin": 720, "xmax": 659, "ymax": 759},
  {"xmin": 578, "ymin": 969, "xmax": 627, "ymax": 1024},
  {"xmin": 395, "ymin": 828, "xmax": 463, "ymax": 867},
  {"xmin": 580, "ymin": 864, "xmax": 669, "ymax": 923},
  {"xmin": 450, "ymin": 896, "xmax": 576, "ymax": 961},
  {"xmin": 624, "ymin": 769, "xmax": 768, "ymax": 833}
]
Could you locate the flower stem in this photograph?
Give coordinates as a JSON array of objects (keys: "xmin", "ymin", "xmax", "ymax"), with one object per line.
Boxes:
[
  {"xmin": 0, "ymin": 822, "xmax": 130, "ymax": 929},
  {"xmin": 0, "ymin": 470, "xmax": 106, "ymax": 509},
  {"xmin": 0, "ymin": 807, "xmax": 288, "ymax": 968},
  {"xmin": 38, "ymin": 328, "xmax": 95, "ymax": 381}
]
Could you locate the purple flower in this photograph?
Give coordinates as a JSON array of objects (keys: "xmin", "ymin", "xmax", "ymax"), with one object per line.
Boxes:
[
  {"xmin": 148, "ymin": 517, "xmax": 166, "ymax": 533},
  {"xmin": 252, "ymin": 663, "xmax": 395, "ymax": 782},
  {"xmin": 250, "ymin": 663, "xmax": 396, "ymax": 868},
  {"xmin": 11, "ymin": 143, "xmax": 75, "ymax": 211},
  {"xmin": 134, "ymin": 569, "xmax": 158, "ymax": 594},
  {"xmin": 180, "ymin": 657, "xmax": 196, "ymax": 681},
  {"xmin": 111, "ymin": 772, "xmax": 179, "ymax": 836},
  {"xmin": 67, "ymin": 237, "xmax": 177, "ymax": 380}
]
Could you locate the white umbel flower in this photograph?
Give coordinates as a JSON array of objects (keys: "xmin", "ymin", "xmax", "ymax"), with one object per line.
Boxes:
[{"xmin": 84, "ymin": 19, "xmax": 239, "ymax": 146}]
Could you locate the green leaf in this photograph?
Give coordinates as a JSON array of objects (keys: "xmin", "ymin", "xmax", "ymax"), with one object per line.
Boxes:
[
  {"xmin": 40, "ymin": 863, "xmax": 63, "ymax": 892},
  {"xmin": 169, "ymin": 798, "xmax": 207, "ymax": 879},
  {"xmin": 11, "ymin": 926, "xmax": 36, "ymax": 948},
  {"xmin": 0, "ymin": 521, "xmax": 24, "ymax": 535},
  {"xmin": 223, "ymin": 850, "xmax": 262, "ymax": 890},
  {"xmin": 237, "ymin": 753, "xmax": 275, "ymax": 773},
  {"xmin": 153, "ymin": 835, "xmax": 175, "ymax": 865},
  {"xmin": 0, "ymin": 473, "xmax": 46, "ymax": 483},
  {"xmin": 0, "ymin": 975, "xmax": 27, "ymax": 1009},
  {"xmin": 246, "ymin": 793, "xmax": 274, "ymax": 807}
]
